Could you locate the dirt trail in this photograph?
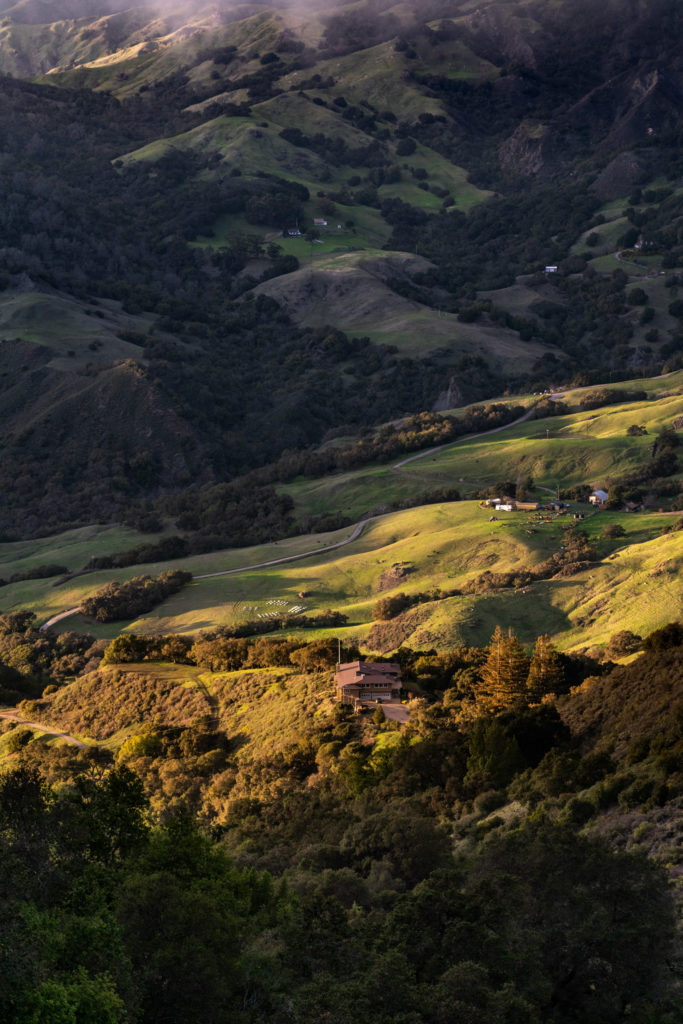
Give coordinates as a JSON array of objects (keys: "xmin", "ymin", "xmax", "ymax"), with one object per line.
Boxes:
[
  {"xmin": 36, "ymin": 406, "xmax": 542, "ymax": 629},
  {"xmin": 37, "ymin": 518, "xmax": 383, "ymax": 630},
  {"xmin": 194, "ymin": 516, "xmax": 378, "ymax": 580},
  {"xmin": 0, "ymin": 710, "xmax": 89, "ymax": 748},
  {"xmin": 40, "ymin": 607, "xmax": 81, "ymax": 631}
]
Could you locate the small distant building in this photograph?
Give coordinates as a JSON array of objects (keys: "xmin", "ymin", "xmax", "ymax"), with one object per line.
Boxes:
[
  {"xmin": 285, "ymin": 228, "xmax": 302, "ymax": 237},
  {"xmin": 336, "ymin": 660, "xmax": 401, "ymax": 704},
  {"xmin": 545, "ymin": 265, "xmax": 558, "ymax": 274},
  {"xmin": 313, "ymin": 218, "xmax": 328, "ymax": 227},
  {"xmin": 515, "ymin": 501, "xmax": 540, "ymax": 512},
  {"xmin": 498, "ymin": 503, "xmax": 515, "ymax": 512},
  {"xmin": 589, "ymin": 489, "xmax": 608, "ymax": 505}
]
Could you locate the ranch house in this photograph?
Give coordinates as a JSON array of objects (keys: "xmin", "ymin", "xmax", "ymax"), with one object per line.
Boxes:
[{"xmin": 336, "ymin": 660, "xmax": 401, "ymax": 704}]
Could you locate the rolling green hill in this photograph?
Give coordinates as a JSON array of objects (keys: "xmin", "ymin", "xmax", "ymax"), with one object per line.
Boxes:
[{"xmin": 1, "ymin": 376, "xmax": 680, "ymax": 655}]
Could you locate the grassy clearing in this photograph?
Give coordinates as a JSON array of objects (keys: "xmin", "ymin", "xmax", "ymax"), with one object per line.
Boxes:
[
  {"xmin": 279, "ymin": 380, "xmax": 683, "ymax": 522},
  {"xmin": 377, "ymin": 141, "xmax": 492, "ymax": 213},
  {"xmin": 554, "ymin": 369, "xmax": 683, "ymax": 402},
  {"xmin": 195, "ymin": 206, "xmax": 391, "ymax": 255},
  {"xmin": 0, "ymin": 524, "xmax": 171, "ymax": 581},
  {"xmin": 92, "ymin": 501, "xmax": 552, "ymax": 637},
  {"xmin": 0, "ymin": 290, "xmax": 153, "ymax": 369},
  {"xmin": 574, "ymin": 216, "xmax": 629, "ymax": 256},
  {"xmin": 281, "ymin": 40, "xmax": 444, "ymax": 121},
  {"xmin": 7, "ymin": 503, "xmax": 679, "ymax": 655}
]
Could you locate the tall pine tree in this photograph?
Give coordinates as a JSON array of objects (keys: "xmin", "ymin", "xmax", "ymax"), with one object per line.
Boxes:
[
  {"xmin": 526, "ymin": 634, "xmax": 564, "ymax": 702},
  {"xmin": 478, "ymin": 625, "xmax": 530, "ymax": 713}
]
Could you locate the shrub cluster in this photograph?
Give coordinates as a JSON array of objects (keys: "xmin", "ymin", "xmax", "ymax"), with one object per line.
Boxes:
[{"xmin": 80, "ymin": 570, "xmax": 192, "ymax": 623}]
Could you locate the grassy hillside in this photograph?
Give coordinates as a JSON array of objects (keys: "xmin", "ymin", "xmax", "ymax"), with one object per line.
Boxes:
[
  {"xmin": 4, "ymin": 500, "xmax": 680, "ymax": 656},
  {"xmin": 280, "ymin": 373, "xmax": 683, "ymax": 521},
  {"xmin": 2, "ymin": 620, "xmax": 680, "ymax": 1023},
  {"xmin": 253, "ymin": 251, "xmax": 548, "ymax": 365},
  {"xmin": 1, "ymin": 374, "xmax": 680, "ymax": 652}
]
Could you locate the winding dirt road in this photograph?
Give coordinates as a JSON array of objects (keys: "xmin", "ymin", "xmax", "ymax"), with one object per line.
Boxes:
[
  {"xmin": 0, "ymin": 710, "xmax": 88, "ymax": 748},
  {"xmin": 40, "ymin": 607, "xmax": 81, "ymax": 631},
  {"xmin": 38, "ymin": 516, "xmax": 383, "ymax": 631},
  {"xmin": 37, "ymin": 402, "xmax": 548, "ymax": 631},
  {"xmin": 391, "ymin": 402, "xmax": 539, "ymax": 469},
  {"xmin": 194, "ymin": 516, "xmax": 378, "ymax": 580},
  {"xmin": 42, "ymin": 376, "xmax": 672, "ymax": 631}
]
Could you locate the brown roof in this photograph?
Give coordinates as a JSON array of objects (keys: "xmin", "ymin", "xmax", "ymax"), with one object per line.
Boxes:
[
  {"xmin": 336, "ymin": 660, "xmax": 401, "ymax": 689},
  {"xmin": 338, "ymin": 660, "xmax": 400, "ymax": 676}
]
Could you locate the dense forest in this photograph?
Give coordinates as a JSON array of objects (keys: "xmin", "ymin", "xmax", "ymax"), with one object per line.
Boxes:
[{"xmin": 0, "ymin": 613, "xmax": 681, "ymax": 1023}]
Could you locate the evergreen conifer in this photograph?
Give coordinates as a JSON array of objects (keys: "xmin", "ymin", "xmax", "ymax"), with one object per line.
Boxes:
[
  {"xmin": 479, "ymin": 625, "xmax": 530, "ymax": 712},
  {"xmin": 527, "ymin": 634, "xmax": 564, "ymax": 702}
]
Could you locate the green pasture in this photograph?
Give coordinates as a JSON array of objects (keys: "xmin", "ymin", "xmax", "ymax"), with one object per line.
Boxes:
[
  {"xmin": 280, "ymin": 40, "xmax": 444, "ymax": 121},
  {"xmin": 254, "ymin": 91, "xmax": 376, "ymax": 145},
  {"xmin": 52, "ymin": 503, "xmax": 681, "ymax": 654},
  {"xmin": 0, "ymin": 524, "xmax": 174, "ymax": 583},
  {"xmin": 280, "ymin": 385, "xmax": 683, "ymax": 522},
  {"xmin": 573, "ymin": 216, "xmax": 629, "ymax": 257},
  {"xmin": 3, "ymin": 375, "xmax": 680, "ymax": 652},
  {"xmin": 79, "ymin": 501, "xmax": 558, "ymax": 639},
  {"xmin": 557, "ymin": 368, "xmax": 682, "ymax": 401},
  {"xmin": 0, "ymin": 523, "xmax": 359, "ymax": 629},
  {"xmin": 3, "ymin": 500, "xmax": 678, "ymax": 655},
  {"xmin": 195, "ymin": 206, "xmax": 390, "ymax": 256},
  {"xmin": 377, "ymin": 141, "xmax": 492, "ymax": 212}
]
